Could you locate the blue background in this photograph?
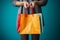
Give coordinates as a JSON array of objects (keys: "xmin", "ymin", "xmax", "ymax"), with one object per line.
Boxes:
[{"xmin": 0, "ymin": 0, "xmax": 60, "ymax": 40}]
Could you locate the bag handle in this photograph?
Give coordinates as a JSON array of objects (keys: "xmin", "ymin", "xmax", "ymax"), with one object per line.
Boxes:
[{"xmin": 23, "ymin": 0, "xmax": 34, "ymax": 14}]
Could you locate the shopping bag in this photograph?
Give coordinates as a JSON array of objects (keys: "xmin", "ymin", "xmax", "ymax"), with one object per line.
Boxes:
[
  {"xmin": 39, "ymin": 13, "xmax": 44, "ymax": 33},
  {"xmin": 17, "ymin": 14, "xmax": 21, "ymax": 33},
  {"xmin": 17, "ymin": 3, "xmax": 41, "ymax": 34},
  {"xmin": 17, "ymin": 14, "xmax": 41, "ymax": 34}
]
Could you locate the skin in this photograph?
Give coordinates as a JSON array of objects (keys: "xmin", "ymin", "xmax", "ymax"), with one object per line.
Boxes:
[{"xmin": 15, "ymin": 0, "xmax": 47, "ymax": 8}]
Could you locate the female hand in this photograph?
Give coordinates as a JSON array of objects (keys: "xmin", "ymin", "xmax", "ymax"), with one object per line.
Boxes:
[
  {"xmin": 23, "ymin": 2, "xmax": 29, "ymax": 8},
  {"xmin": 30, "ymin": 1, "xmax": 36, "ymax": 8}
]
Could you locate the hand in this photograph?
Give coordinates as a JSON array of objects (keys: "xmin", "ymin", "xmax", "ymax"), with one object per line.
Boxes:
[
  {"xmin": 30, "ymin": 1, "xmax": 36, "ymax": 8},
  {"xmin": 23, "ymin": 2, "xmax": 29, "ymax": 8}
]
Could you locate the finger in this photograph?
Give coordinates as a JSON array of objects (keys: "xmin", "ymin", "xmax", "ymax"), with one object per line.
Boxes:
[
  {"xmin": 30, "ymin": 2, "xmax": 34, "ymax": 8},
  {"xmin": 30, "ymin": 3, "xmax": 32, "ymax": 8},
  {"xmin": 26, "ymin": 3, "xmax": 29, "ymax": 8},
  {"xmin": 24, "ymin": 3, "xmax": 26, "ymax": 8},
  {"xmin": 32, "ymin": 2, "xmax": 34, "ymax": 7},
  {"xmin": 24, "ymin": 2, "xmax": 28, "ymax": 8}
]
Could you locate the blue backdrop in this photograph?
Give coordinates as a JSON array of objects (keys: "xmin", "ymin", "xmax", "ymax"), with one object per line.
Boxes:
[{"xmin": 0, "ymin": 0, "xmax": 60, "ymax": 40}]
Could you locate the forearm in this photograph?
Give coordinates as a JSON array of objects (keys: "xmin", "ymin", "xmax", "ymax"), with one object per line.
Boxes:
[
  {"xmin": 34, "ymin": 0, "xmax": 48, "ymax": 6},
  {"xmin": 15, "ymin": 1, "xmax": 24, "ymax": 6},
  {"xmin": 12, "ymin": 1, "xmax": 24, "ymax": 6}
]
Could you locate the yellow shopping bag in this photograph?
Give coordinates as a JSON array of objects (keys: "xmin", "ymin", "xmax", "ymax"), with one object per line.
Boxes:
[{"xmin": 17, "ymin": 14, "xmax": 41, "ymax": 34}]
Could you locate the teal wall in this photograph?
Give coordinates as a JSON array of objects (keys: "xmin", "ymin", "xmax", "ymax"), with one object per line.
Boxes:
[{"xmin": 0, "ymin": 0, "xmax": 60, "ymax": 40}]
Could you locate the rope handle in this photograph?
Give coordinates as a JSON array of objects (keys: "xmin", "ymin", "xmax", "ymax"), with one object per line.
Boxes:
[
  {"xmin": 25, "ymin": 3, "xmax": 34, "ymax": 14},
  {"xmin": 23, "ymin": 0, "xmax": 34, "ymax": 14}
]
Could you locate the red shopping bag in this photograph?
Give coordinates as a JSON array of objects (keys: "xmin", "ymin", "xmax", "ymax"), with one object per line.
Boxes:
[{"xmin": 17, "ymin": 14, "xmax": 21, "ymax": 33}]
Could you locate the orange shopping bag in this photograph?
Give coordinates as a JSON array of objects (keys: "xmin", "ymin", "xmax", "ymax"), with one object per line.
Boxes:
[{"xmin": 17, "ymin": 7, "xmax": 41, "ymax": 34}]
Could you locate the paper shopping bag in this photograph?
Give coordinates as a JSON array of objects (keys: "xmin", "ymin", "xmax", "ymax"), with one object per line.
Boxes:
[{"xmin": 17, "ymin": 14, "xmax": 41, "ymax": 34}]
